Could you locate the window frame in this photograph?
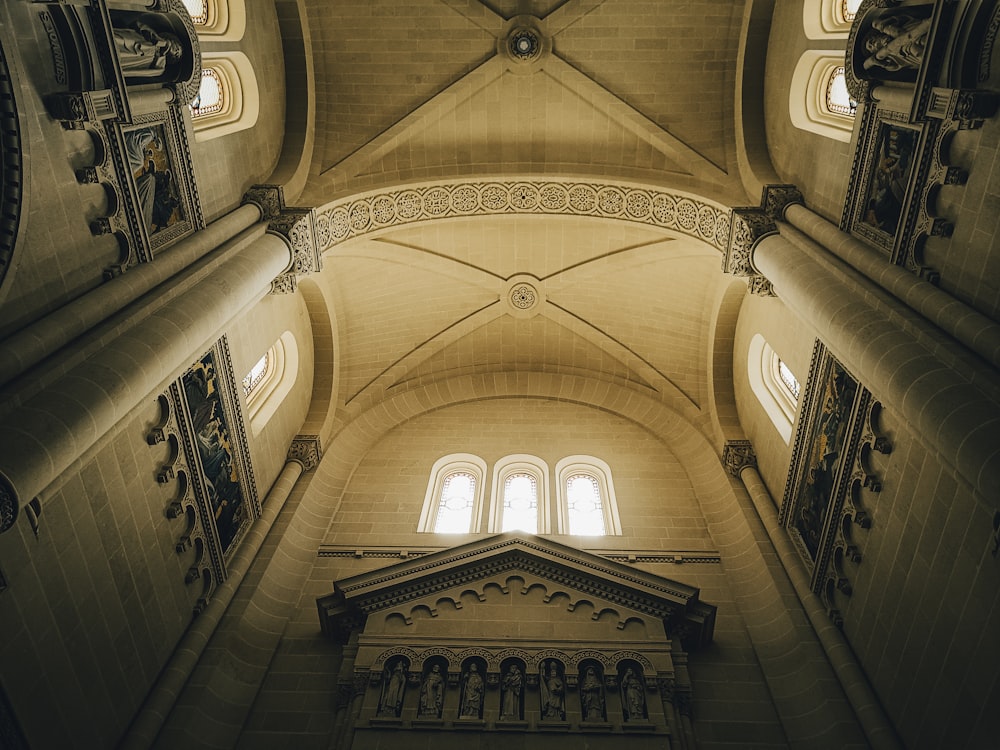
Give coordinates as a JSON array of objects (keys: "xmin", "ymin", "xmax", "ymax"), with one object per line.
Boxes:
[
  {"xmin": 554, "ymin": 456, "xmax": 622, "ymax": 536},
  {"xmin": 803, "ymin": 0, "xmax": 861, "ymax": 39},
  {"xmin": 244, "ymin": 331, "xmax": 298, "ymax": 436},
  {"xmin": 187, "ymin": 0, "xmax": 246, "ymax": 42},
  {"xmin": 488, "ymin": 455, "xmax": 550, "ymax": 535},
  {"xmin": 418, "ymin": 454, "xmax": 488, "ymax": 534},
  {"xmin": 748, "ymin": 334, "xmax": 799, "ymax": 444},
  {"xmin": 190, "ymin": 53, "xmax": 259, "ymax": 142},
  {"xmin": 789, "ymin": 51, "xmax": 856, "ymax": 143}
]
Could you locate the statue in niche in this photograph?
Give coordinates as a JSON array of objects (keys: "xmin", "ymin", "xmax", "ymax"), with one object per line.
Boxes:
[
  {"xmin": 620, "ymin": 668, "xmax": 646, "ymax": 720},
  {"xmin": 418, "ymin": 664, "xmax": 445, "ymax": 717},
  {"xmin": 862, "ymin": 11, "xmax": 932, "ymax": 74},
  {"xmin": 580, "ymin": 666, "xmax": 605, "ymax": 721},
  {"xmin": 112, "ymin": 15, "xmax": 183, "ymax": 80},
  {"xmin": 500, "ymin": 664, "xmax": 523, "ymax": 720},
  {"xmin": 459, "ymin": 663, "xmax": 484, "ymax": 718},
  {"xmin": 378, "ymin": 659, "xmax": 407, "ymax": 717},
  {"xmin": 540, "ymin": 661, "xmax": 565, "ymax": 721}
]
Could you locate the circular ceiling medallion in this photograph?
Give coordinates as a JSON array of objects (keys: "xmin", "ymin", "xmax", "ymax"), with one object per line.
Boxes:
[
  {"xmin": 498, "ymin": 16, "xmax": 550, "ymax": 71},
  {"xmin": 509, "ymin": 28, "xmax": 540, "ymax": 61},
  {"xmin": 503, "ymin": 275, "xmax": 545, "ymax": 318}
]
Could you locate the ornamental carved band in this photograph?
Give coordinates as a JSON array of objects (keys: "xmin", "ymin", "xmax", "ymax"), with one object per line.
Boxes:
[
  {"xmin": 761, "ymin": 184, "xmax": 804, "ymax": 221},
  {"xmin": 288, "ymin": 435, "xmax": 323, "ymax": 471},
  {"xmin": 313, "ymin": 180, "xmax": 732, "ymax": 254},
  {"xmin": 723, "ymin": 208, "xmax": 776, "ymax": 295},
  {"xmin": 722, "ymin": 440, "xmax": 757, "ymax": 477}
]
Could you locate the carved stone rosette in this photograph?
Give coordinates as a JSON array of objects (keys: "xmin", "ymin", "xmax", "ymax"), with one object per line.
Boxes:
[
  {"xmin": 288, "ymin": 435, "xmax": 323, "ymax": 471},
  {"xmin": 722, "ymin": 440, "xmax": 757, "ymax": 477},
  {"xmin": 723, "ymin": 207, "xmax": 777, "ymax": 295}
]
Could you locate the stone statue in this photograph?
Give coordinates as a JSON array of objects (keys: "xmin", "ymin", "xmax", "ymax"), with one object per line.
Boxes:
[
  {"xmin": 378, "ymin": 659, "xmax": 406, "ymax": 717},
  {"xmin": 620, "ymin": 667, "xmax": 645, "ymax": 720},
  {"xmin": 500, "ymin": 664, "xmax": 523, "ymax": 720},
  {"xmin": 112, "ymin": 18, "xmax": 183, "ymax": 79},
  {"xmin": 459, "ymin": 663, "xmax": 484, "ymax": 718},
  {"xmin": 580, "ymin": 666, "xmax": 605, "ymax": 721},
  {"xmin": 862, "ymin": 12, "xmax": 932, "ymax": 74},
  {"xmin": 539, "ymin": 660, "xmax": 565, "ymax": 721},
  {"xmin": 418, "ymin": 664, "xmax": 445, "ymax": 717}
]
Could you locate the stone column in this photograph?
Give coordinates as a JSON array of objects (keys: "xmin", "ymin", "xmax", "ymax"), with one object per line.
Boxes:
[
  {"xmin": 120, "ymin": 438, "xmax": 319, "ymax": 750},
  {"xmin": 0, "ymin": 230, "xmax": 292, "ymax": 532},
  {"xmin": 723, "ymin": 441, "xmax": 902, "ymax": 750},
  {"xmin": 781, "ymin": 203, "xmax": 1000, "ymax": 370},
  {"xmin": 749, "ymin": 230, "xmax": 1000, "ymax": 502},
  {"xmin": 0, "ymin": 203, "xmax": 263, "ymax": 388}
]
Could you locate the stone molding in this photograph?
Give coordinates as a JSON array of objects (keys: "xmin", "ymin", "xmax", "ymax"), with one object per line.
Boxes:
[{"xmin": 313, "ymin": 179, "xmax": 732, "ymax": 254}]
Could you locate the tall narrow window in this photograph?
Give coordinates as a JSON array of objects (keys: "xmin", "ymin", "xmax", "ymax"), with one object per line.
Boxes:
[
  {"xmin": 419, "ymin": 455, "xmax": 487, "ymax": 533},
  {"xmin": 242, "ymin": 350, "xmax": 271, "ymax": 396},
  {"xmin": 434, "ymin": 471, "xmax": 477, "ymax": 533},
  {"xmin": 185, "ymin": 0, "xmax": 246, "ymax": 41},
  {"xmin": 790, "ymin": 52, "xmax": 857, "ymax": 142},
  {"xmin": 824, "ymin": 66, "xmax": 857, "ymax": 117},
  {"xmin": 555, "ymin": 457, "xmax": 621, "ymax": 536},
  {"xmin": 191, "ymin": 68, "xmax": 226, "ymax": 119},
  {"xmin": 805, "ymin": 0, "xmax": 861, "ymax": 39},
  {"xmin": 243, "ymin": 331, "xmax": 298, "ymax": 435},
  {"xmin": 748, "ymin": 334, "xmax": 800, "ymax": 443},
  {"xmin": 840, "ymin": 0, "xmax": 863, "ymax": 24},
  {"xmin": 489, "ymin": 455, "xmax": 549, "ymax": 534},
  {"xmin": 565, "ymin": 473, "xmax": 605, "ymax": 535},
  {"xmin": 501, "ymin": 473, "xmax": 538, "ymax": 533},
  {"xmin": 182, "ymin": 0, "xmax": 210, "ymax": 25}
]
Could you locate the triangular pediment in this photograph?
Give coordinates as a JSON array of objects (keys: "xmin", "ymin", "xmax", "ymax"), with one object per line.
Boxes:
[{"xmin": 317, "ymin": 533, "xmax": 716, "ymax": 650}]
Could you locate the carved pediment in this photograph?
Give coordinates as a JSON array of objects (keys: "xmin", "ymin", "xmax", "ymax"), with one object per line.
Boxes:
[{"xmin": 317, "ymin": 533, "xmax": 716, "ymax": 650}]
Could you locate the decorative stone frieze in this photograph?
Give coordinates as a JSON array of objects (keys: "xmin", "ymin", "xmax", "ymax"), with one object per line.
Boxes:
[
  {"xmin": 722, "ymin": 440, "xmax": 757, "ymax": 477},
  {"xmin": 288, "ymin": 435, "xmax": 323, "ymax": 471}
]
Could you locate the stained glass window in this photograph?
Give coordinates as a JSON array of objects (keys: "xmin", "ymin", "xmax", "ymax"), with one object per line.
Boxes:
[
  {"xmin": 501, "ymin": 473, "xmax": 538, "ymax": 534},
  {"xmin": 433, "ymin": 472, "xmax": 476, "ymax": 533},
  {"xmin": 841, "ymin": 0, "xmax": 863, "ymax": 23},
  {"xmin": 242, "ymin": 351, "xmax": 269, "ymax": 395},
  {"xmin": 191, "ymin": 68, "xmax": 225, "ymax": 119},
  {"xmin": 566, "ymin": 474, "xmax": 605, "ymax": 535},
  {"xmin": 825, "ymin": 66, "xmax": 857, "ymax": 117},
  {"xmin": 778, "ymin": 359, "xmax": 801, "ymax": 400},
  {"xmin": 182, "ymin": 0, "xmax": 209, "ymax": 24}
]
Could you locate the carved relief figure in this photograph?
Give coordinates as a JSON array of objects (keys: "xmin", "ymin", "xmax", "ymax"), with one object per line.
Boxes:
[
  {"xmin": 862, "ymin": 12, "xmax": 932, "ymax": 74},
  {"xmin": 540, "ymin": 661, "xmax": 565, "ymax": 721},
  {"xmin": 378, "ymin": 659, "xmax": 407, "ymax": 717},
  {"xmin": 112, "ymin": 17, "xmax": 183, "ymax": 79},
  {"xmin": 580, "ymin": 666, "xmax": 605, "ymax": 721},
  {"xmin": 620, "ymin": 667, "xmax": 646, "ymax": 720},
  {"xmin": 418, "ymin": 664, "xmax": 445, "ymax": 717},
  {"xmin": 500, "ymin": 664, "xmax": 523, "ymax": 720},
  {"xmin": 459, "ymin": 663, "xmax": 484, "ymax": 718}
]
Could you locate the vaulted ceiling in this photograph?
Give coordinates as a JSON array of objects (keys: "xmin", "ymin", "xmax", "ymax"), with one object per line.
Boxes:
[{"xmin": 302, "ymin": 0, "xmax": 750, "ymax": 433}]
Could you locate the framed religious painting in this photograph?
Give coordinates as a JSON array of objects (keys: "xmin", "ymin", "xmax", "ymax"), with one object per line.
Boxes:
[
  {"xmin": 843, "ymin": 106, "xmax": 930, "ymax": 268},
  {"xmin": 115, "ymin": 108, "xmax": 200, "ymax": 262}
]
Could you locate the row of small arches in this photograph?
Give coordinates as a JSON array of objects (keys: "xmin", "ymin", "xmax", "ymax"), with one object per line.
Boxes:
[{"xmin": 374, "ymin": 654, "xmax": 653, "ymax": 724}]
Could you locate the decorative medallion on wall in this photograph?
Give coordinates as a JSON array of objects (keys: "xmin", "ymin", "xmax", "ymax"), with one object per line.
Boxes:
[
  {"xmin": 780, "ymin": 341, "xmax": 890, "ymax": 626},
  {"xmin": 502, "ymin": 274, "xmax": 544, "ymax": 318},
  {"xmin": 316, "ymin": 179, "xmax": 731, "ymax": 255},
  {"xmin": 150, "ymin": 336, "xmax": 259, "ymax": 611},
  {"xmin": 499, "ymin": 15, "xmax": 550, "ymax": 71}
]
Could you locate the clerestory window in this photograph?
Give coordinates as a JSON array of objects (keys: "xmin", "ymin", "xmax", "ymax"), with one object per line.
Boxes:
[
  {"xmin": 419, "ymin": 455, "xmax": 487, "ymax": 533},
  {"xmin": 748, "ymin": 334, "xmax": 801, "ymax": 444}
]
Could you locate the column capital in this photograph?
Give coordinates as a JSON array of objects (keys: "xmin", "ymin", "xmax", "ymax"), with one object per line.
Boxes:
[
  {"xmin": 243, "ymin": 184, "xmax": 323, "ymax": 294},
  {"xmin": 722, "ymin": 440, "xmax": 757, "ymax": 477},
  {"xmin": 761, "ymin": 184, "xmax": 804, "ymax": 221},
  {"xmin": 0, "ymin": 472, "xmax": 17, "ymax": 534},
  {"xmin": 723, "ymin": 208, "xmax": 776, "ymax": 296},
  {"xmin": 288, "ymin": 434, "xmax": 323, "ymax": 471}
]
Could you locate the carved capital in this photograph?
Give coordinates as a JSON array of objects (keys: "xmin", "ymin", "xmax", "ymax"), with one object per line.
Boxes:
[
  {"xmin": 723, "ymin": 208, "xmax": 776, "ymax": 293},
  {"xmin": 747, "ymin": 276, "xmax": 775, "ymax": 297},
  {"xmin": 269, "ymin": 271, "xmax": 297, "ymax": 296},
  {"xmin": 270, "ymin": 208, "xmax": 322, "ymax": 276},
  {"xmin": 722, "ymin": 440, "xmax": 757, "ymax": 477},
  {"xmin": 761, "ymin": 184, "xmax": 803, "ymax": 221},
  {"xmin": 242, "ymin": 184, "xmax": 284, "ymax": 221},
  {"xmin": 288, "ymin": 435, "xmax": 323, "ymax": 471},
  {"xmin": 0, "ymin": 472, "xmax": 18, "ymax": 534}
]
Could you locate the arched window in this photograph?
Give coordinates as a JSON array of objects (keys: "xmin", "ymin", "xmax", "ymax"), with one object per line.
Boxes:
[
  {"xmin": 804, "ymin": 0, "xmax": 863, "ymax": 39},
  {"xmin": 748, "ymin": 334, "xmax": 800, "ymax": 444},
  {"xmin": 183, "ymin": 0, "xmax": 246, "ymax": 41},
  {"xmin": 555, "ymin": 456, "xmax": 621, "ymax": 536},
  {"xmin": 489, "ymin": 455, "xmax": 550, "ymax": 534},
  {"xmin": 419, "ymin": 454, "xmax": 487, "ymax": 533},
  {"xmin": 243, "ymin": 331, "xmax": 298, "ymax": 435},
  {"xmin": 189, "ymin": 55, "xmax": 259, "ymax": 141},
  {"xmin": 789, "ymin": 52, "xmax": 857, "ymax": 142}
]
